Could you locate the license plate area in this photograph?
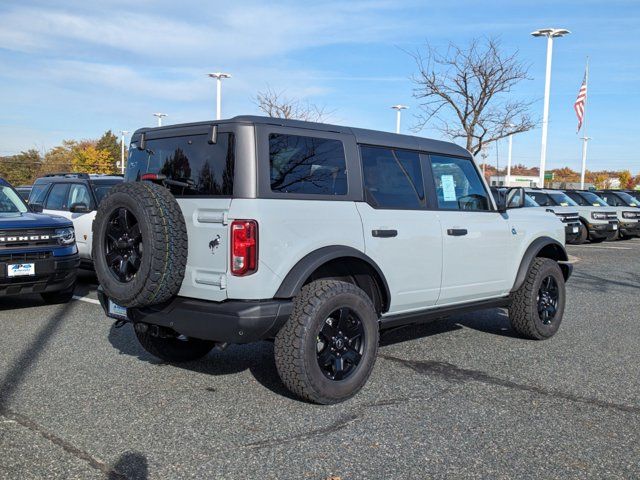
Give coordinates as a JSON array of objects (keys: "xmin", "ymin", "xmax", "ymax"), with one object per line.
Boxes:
[
  {"xmin": 8, "ymin": 263, "xmax": 35, "ymax": 277},
  {"xmin": 108, "ymin": 299, "xmax": 128, "ymax": 320}
]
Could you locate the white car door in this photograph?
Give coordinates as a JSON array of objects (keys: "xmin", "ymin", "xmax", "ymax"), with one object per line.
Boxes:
[
  {"xmin": 428, "ymin": 154, "xmax": 513, "ymax": 305},
  {"xmin": 42, "ymin": 182, "xmax": 72, "ymax": 223},
  {"xmin": 357, "ymin": 145, "xmax": 442, "ymax": 315}
]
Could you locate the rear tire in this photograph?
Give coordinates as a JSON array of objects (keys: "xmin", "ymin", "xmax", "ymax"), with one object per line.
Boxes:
[
  {"xmin": 134, "ymin": 326, "xmax": 216, "ymax": 362},
  {"xmin": 274, "ymin": 280, "xmax": 379, "ymax": 404},
  {"xmin": 509, "ymin": 258, "xmax": 565, "ymax": 340},
  {"xmin": 92, "ymin": 182, "xmax": 188, "ymax": 308}
]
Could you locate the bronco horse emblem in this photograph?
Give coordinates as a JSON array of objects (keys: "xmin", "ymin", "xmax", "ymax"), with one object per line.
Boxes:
[{"xmin": 209, "ymin": 235, "xmax": 221, "ymax": 253}]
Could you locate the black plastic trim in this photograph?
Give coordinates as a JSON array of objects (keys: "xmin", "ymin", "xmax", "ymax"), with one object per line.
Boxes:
[
  {"xmin": 511, "ymin": 237, "xmax": 570, "ymax": 293},
  {"xmin": 97, "ymin": 288, "xmax": 292, "ymax": 344},
  {"xmin": 274, "ymin": 245, "xmax": 391, "ymax": 311},
  {"xmin": 380, "ymin": 297, "xmax": 511, "ymax": 329}
]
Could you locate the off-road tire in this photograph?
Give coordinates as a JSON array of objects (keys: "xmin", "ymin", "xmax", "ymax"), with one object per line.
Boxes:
[
  {"xmin": 589, "ymin": 236, "xmax": 607, "ymax": 243},
  {"xmin": 274, "ymin": 280, "xmax": 379, "ymax": 404},
  {"xmin": 41, "ymin": 283, "xmax": 75, "ymax": 304},
  {"xmin": 135, "ymin": 327, "xmax": 216, "ymax": 362},
  {"xmin": 92, "ymin": 182, "xmax": 187, "ymax": 307},
  {"xmin": 509, "ymin": 258, "xmax": 565, "ymax": 340}
]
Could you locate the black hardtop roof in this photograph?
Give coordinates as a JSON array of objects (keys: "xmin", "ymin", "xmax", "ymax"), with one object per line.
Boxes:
[
  {"xmin": 34, "ymin": 173, "xmax": 123, "ymax": 184},
  {"xmin": 132, "ymin": 115, "xmax": 471, "ymax": 158}
]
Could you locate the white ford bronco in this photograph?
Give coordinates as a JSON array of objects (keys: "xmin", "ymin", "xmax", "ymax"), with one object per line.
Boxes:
[{"xmin": 94, "ymin": 116, "xmax": 572, "ymax": 404}]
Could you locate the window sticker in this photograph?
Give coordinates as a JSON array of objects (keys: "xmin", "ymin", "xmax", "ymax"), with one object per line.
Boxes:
[
  {"xmin": 441, "ymin": 175, "xmax": 457, "ymax": 201},
  {"xmin": 560, "ymin": 202, "xmax": 569, "ymax": 206}
]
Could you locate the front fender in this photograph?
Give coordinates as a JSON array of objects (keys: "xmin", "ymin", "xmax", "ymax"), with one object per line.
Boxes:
[{"xmin": 511, "ymin": 237, "xmax": 571, "ymax": 293}]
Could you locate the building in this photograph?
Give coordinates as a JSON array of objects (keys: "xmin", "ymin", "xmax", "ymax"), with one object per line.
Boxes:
[{"xmin": 489, "ymin": 175, "xmax": 540, "ymax": 188}]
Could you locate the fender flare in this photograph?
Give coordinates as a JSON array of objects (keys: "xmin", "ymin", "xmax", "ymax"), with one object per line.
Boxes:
[
  {"xmin": 274, "ymin": 246, "xmax": 391, "ymax": 310},
  {"xmin": 511, "ymin": 236, "xmax": 571, "ymax": 293}
]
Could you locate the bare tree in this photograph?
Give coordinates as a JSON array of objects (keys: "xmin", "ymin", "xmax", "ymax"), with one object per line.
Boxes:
[
  {"xmin": 412, "ymin": 38, "xmax": 535, "ymax": 155},
  {"xmin": 254, "ymin": 87, "xmax": 332, "ymax": 123}
]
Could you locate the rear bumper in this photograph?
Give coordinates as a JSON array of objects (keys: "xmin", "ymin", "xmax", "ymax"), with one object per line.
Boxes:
[
  {"xmin": 0, "ymin": 252, "xmax": 79, "ymax": 296},
  {"xmin": 97, "ymin": 288, "xmax": 293, "ymax": 344}
]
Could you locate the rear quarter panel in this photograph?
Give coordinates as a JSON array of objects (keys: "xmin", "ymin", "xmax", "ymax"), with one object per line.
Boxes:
[{"xmin": 226, "ymin": 199, "xmax": 364, "ymax": 300}]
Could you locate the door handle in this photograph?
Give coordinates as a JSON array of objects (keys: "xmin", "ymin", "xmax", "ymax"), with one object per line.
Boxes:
[
  {"xmin": 447, "ymin": 228, "xmax": 468, "ymax": 236},
  {"xmin": 372, "ymin": 229, "xmax": 397, "ymax": 238}
]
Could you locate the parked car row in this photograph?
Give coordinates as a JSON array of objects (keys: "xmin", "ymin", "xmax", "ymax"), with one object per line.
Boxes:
[{"xmin": 493, "ymin": 186, "xmax": 640, "ymax": 244}]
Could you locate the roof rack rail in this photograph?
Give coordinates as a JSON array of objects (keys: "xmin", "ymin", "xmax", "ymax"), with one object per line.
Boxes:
[{"xmin": 43, "ymin": 172, "xmax": 91, "ymax": 179}]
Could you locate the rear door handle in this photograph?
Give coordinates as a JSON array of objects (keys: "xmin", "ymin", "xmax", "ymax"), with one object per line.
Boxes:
[
  {"xmin": 447, "ymin": 228, "xmax": 468, "ymax": 236},
  {"xmin": 372, "ymin": 229, "xmax": 398, "ymax": 238}
]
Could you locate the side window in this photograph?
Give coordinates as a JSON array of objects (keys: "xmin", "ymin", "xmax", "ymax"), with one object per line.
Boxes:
[
  {"xmin": 602, "ymin": 194, "xmax": 621, "ymax": 206},
  {"xmin": 45, "ymin": 184, "xmax": 70, "ymax": 210},
  {"xmin": 29, "ymin": 184, "xmax": 49, "ymax": 205},
  {"xmin": 429, "ymin": 155, "xmax": 491, "ymax": 211},
  {"xmin": 269, "ymin": 134, "xmax": 347, "ymax": 195},
  {"xmin": 361, "ymin": 146, "xmax": 425, "ymax": 209},
  {"xmin": 68, "ymin": 184, "xmax": 93, "ymax": 210}
]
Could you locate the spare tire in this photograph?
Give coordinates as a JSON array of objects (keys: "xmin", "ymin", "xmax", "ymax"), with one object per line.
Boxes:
[{"xmin": 92, "ymin": 182, "xmax": 188, "ymax": 307}]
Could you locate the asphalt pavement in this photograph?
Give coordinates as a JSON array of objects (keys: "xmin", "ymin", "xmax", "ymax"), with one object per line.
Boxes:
[{"xmin": 1, "ymin": 240, "xmax": 639, "ymax": 479}]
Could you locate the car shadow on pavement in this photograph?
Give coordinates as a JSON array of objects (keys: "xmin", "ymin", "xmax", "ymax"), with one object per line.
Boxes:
[
  {"xmin": 380, "ymin": 308, "xmax": 519, "ymax": 346},
  {"xmin": 107, "ymin": 324, "xmax": 299, "ymax": 401},
  {"xmin": 108, "ymin": 451, "xmax": 148, "ymax": 480}
]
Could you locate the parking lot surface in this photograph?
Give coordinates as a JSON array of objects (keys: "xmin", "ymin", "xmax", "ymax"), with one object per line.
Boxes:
[{"xmin": 1, "ymin": 240, "xmax": 639, "ymax": 479}]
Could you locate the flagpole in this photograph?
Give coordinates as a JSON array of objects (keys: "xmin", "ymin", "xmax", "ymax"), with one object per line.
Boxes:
[{"xmin": 580, "ymin": 57, "xmax": 590, "ymax": 189}]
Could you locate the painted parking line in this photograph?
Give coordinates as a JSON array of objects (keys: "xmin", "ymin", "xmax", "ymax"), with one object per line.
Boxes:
[
  {"xmin": 72, "ymin": 295, "xmax": 101, "ymax": 305},
  {"xmin": 567, "ymin": 245, "xmax": 633, "ymax": 250}
]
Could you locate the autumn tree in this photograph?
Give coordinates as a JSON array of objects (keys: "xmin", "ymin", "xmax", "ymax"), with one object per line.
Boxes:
[
  {"xmin": 71, "ymin": 145, "xmax": 115, "ymax": 174},
  {"xmin": 96, "ymin": 130, "xmax": 121, "ymax": 166},
  {"xmin": 254, "ymin": 87, "xmax": 332, "ymax": 122},
  {"xmin": 618, "ymin": 170, "xmax": 633, "ymax": 189},
  {"xmin": 412, "ymin": 38, "xmax": 535, "ymax": 155},
  {"xmin": 0, "ymin": 150, "xmax": 41, "ymax": 185}
]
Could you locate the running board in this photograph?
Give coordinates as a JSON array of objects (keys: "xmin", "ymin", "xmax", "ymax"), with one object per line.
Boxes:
[{"xmin": 380, "ymin": 297, "xmax": 511, "ymax": 330}]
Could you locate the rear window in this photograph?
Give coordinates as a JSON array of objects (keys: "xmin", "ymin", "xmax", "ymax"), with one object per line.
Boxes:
[
  {"xmin": 93, "ymin": 181, "xmax": 122, "ymax": 205},
  {"xmin": 269, "ymin": 134, "xmax": 347, "ymax": 195},
  {"xmin": 126, "ymin": 133, "xmax": 235, "ymax": 196}
]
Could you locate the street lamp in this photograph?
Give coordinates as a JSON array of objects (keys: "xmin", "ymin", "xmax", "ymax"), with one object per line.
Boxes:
[
  {"xmin": 153, "ymin": 113, "xmax": 167, "ymax": 127},
  {"xmin": 120, "ymin": 130, "xmax": 129, "ymax": 175},
  {"xmin": 391, "ymin": 105, "xmax": 408, "ymax": 134},
  {"xmin": 531, "ymin": 27, "xmax": 570, "ymax": 188},
  {"xmin": 207, "ymin": 72, "xmax": 232, "ymax": 120}
]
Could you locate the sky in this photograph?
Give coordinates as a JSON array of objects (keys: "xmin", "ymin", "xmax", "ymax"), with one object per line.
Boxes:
[{"xmin": 0, "ymin": 0, "xmax": 639, "ymax": 172}]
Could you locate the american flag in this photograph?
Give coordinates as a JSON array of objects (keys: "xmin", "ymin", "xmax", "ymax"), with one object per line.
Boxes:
[{"xmin": 574, "ymin": 72, "xmax": 588, "ymax": 133}]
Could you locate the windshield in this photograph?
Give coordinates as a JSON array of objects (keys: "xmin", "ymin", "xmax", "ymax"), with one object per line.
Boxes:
[
  {"xmin": 0, "ymin": 186, "xmax": 28, "ymax": 215},
  {"xmin": 616, "ymin": 191, "xmax": 640, "ymax": 207},
  {"xmin": 577, "ymin": 191, "xmax": 608, "ymax": 207},
  {"xmin": 548, "ymin": 192, "xmax": 579, "ymax": 207},
  {"xmin": 523, "ymin": 194, "xmax": 540, "ymax": 207}
]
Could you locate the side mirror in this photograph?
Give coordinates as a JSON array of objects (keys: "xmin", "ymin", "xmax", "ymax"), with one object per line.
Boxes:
[
  {"xmin": 30, "ymin": 203, "xmax": 44, "ymax": 213},
  {"xmin": 70, "ymin": 203, "xmax": 90, "ymax": 213},
  {"xmin": 496, "ymin": 187, "xmax": 525, "ymax": 212}
]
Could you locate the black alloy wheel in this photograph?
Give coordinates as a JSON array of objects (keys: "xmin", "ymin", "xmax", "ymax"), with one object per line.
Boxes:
[
  {"xmin": 537, "ymin": 275, "xmax": 559, "ymax": 325},
  {"xmin": 316, "ymin": 307, "xmax": 365, "ymax": 381},
  {"xmin": 105, "ymin": 207, "xmax": 143, "ymax": 282}
]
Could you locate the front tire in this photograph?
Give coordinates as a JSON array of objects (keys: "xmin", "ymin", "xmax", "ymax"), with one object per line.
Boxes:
[
  {"xmin": 134, "ymin": 325, "xmax": 216, "ymax": 362},
  {"xmin": 509, "ymin": 258, "xmax": 566, "ymax": 340},
  {"xmin": 274, "ymin": 280, "xmax": 379, "ymax": 404}
]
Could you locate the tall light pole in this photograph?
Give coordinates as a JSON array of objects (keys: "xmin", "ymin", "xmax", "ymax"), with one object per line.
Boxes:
[
  {"xmin": 391, "ymin": 105, "xmax": 408, "ymax": 134},
  {"xmin": 207, "ymin": 72, "xmax": 232, "ymax": 120},
  {"xmin": 120, "ymin": 130, "xmax": 129, "ymax": 175},
  {"xmin": 153, "ymin": 113, "xmax": 167, "ymax": 127},
  {"xmin": 506, "ymin": 124, "xmax": 516, "ymax": 186},
  {"xmin": 531, "ymin": 28, "xmax": 570, "ymax": 188}
]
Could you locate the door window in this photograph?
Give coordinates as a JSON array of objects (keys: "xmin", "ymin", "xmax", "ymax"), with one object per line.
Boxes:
[
  {"xmin": 361, "ymin": 146, "xmax": 425, "ymax": 209},
  {"xmin": 68, "ymin": 184, "xmax": 93, "ymax": 210},
  {"xmin": 269, "ymin": 134, "xmax": 347, "ymax": 195},
  {"xmin": 429, "ymin": 155, "xmax": 491, "ymax": 211},
  {"xmin": 45, "ymin": 184, "xmax": 70, "ymax": 210}
]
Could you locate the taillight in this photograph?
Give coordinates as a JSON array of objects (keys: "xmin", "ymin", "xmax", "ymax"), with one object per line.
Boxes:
[{"xmin": 230, "ymin": 220, "xmax": 258, "ymax": 276}]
